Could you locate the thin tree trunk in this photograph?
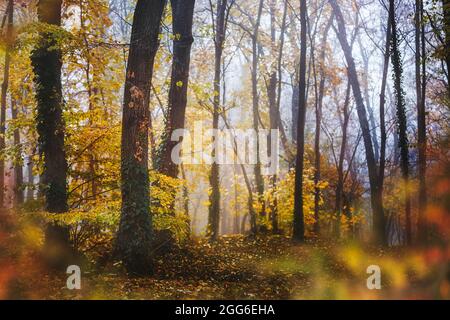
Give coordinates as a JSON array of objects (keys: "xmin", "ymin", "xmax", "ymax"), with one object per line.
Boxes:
[
  {"xmin": 115, "ymin": 0, "xmax": 166, "ymax": 275},
  {"xmin": 330, "ymin": 0, "xmax": 386, "ymax": 246},
  {"xmin": 11, "ymin": 99, "xmax": 24, "ymax": 206},
  {"xmin": 0, "ymin": 0, "xmax": 13, "ymax": 209},
  {"xmin": 378, "ymin": 0, "xmax": 392, "ymax": 242},
  {"xmin": 233, "ymin": 169, "xmax": 240, "ymax": 234},
  {"xmin": 313, "ymin": 14, "xmax": 333, "ymax": 234},
  {"xmin": 416, "ymin": 0, "xmax": 428, "ymax": 244},
  {"xmin": 78, "ymin": 0, "xmax": 99, "ymax": 201},
  {"xmin": 292, "ymin": 0, "xmax": 307, "ymax": 242},
  {"xmin": 180, "ymin": 163, "xmax": 190, "ymax": 236},
  {"xmin": 267, "ymin": 0, "xmax": 287, "ymax": 233},
  {"xmin": 276, "ymin": 1, "xmax": 291, "ymax": 163},
  {"xmin": 251, "ymin": 0, "xmax": 265, "ymax": 224},
  {"xmin": 443, "ymin": 0, "xmax": 450, "ymax": 93},
  {"xmin": 26, "ymin": 155, "xmax": 34, "ymax": 201},
  {"xmin": 335, "ymin": 81, "xmax": 351, "ymax": 237},
  {"xmin": 208, "ymin": 0, "xmax": 228, "ymax": 241}
]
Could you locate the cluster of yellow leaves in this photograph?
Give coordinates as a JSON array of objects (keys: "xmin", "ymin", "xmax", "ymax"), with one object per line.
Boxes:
[{"xmin": 272, "ymin": 167, "xmax": 321, "ymax": 234}]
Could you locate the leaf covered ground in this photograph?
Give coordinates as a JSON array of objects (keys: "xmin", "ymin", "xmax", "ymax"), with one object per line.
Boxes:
[{"xmin": 0, "ymin": 214, "xmax": 448, "ymax": 300}]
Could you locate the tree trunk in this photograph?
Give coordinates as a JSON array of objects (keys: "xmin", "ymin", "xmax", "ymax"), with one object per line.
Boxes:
[
  {"xmin": 79, "ymin": 1, "xmax": 98, "ymax": 201},
  {"xmin": 26, "ymin": 155, "xmax": 34, "ymax": 201},
  {"xmin": 11, "ymin": 99, "xmax": 24, "ymax": 206},
  {"xmin": 416, "ymin": 0, "xmax": 428, "ymax": 244},
  {"xmin": 0, "ymin": 0, "xmax": 13, "ymax": 209},
  {"xmin": 335, "ymin": 81, "xmax": 351, "ymax": 237},
  {"xmin": 31, "ymin": 0, "xmax": 68, "ymax": 213},
  {"xmin": 276, "ymin": 2, "xmax": 291, "ymax": 164},
  {"xmin": 330, "ymin": 0, "xmax": 386, "ymax": 246},
  {"xmin": 443, "ymin": 0, "xmax": 450, "ymax": 93},
  {"xmin": 267, "ymin": 0, "xmax": 288, "ymax": 233},
  {"xmin": 156, "ymin": 0, "xmax": 195, "ymax": 179},
  {"xmin": 390, "ymin": 0, "xmax": 411, "ymax": 246},
  {"xmin": 291, "ymin": 81, "xmax": 299, "ymax": 143},
  {"xmin": 378, "ymin": 0, "xmax": 392, "ymax": 236},
  {"xmin": 115, "ymin": 0, "xmax": 166, "ymax": 276},
  {"xmin": 313, "ymin": 14, "xmax": 333, "ymax": 234},
  {"xmin": 233, "ymin": 170, "xmax": 240, "ymax": 234},
  {"xmin": 208, "ymin": 0, "xmax": 228, "ymax": 241},
  {"xmin": 180, "ymin": 163, "xmax": 190, "ymax": 236},
  {"xmin": 292, "ymin": 0, "xmax": 307, "ymax": 242},
  {"xmin": 251, "ymin": 0, "xmax": 265, "ymax": 224},
  {"xmin": 31, "ymin": 0, "xmax": 74, "ymax": 269}
]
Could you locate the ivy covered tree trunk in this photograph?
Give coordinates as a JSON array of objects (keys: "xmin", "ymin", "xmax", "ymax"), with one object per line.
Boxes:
[
  {"xmin": 292, "ymin": 0, "xmax": 307, "ymax": 242},
  {"xmin": 330, "ymin": 0, "xmax": 386, "ymax": 246},
  {"xmin": 156, "ymin": 0, "xmax": 195, "ymax": 178},
  {"xmin": 31, "ymin": 0, "xmax": 72, "ymax": 268},
  {"xmin": 390, "ymin": 0, "xmax": 411, "ymax": 245},
  {"xmin": 31, "ymin": 0, "xmax": 68, "ymax": 214},
  {"xmin": 115, "ymin": 0, "xmax": 166, "ymax": 276}
]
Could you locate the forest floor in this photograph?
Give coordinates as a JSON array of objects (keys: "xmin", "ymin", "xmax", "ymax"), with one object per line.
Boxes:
[{"xmin": 0, "ymin": 213, "xmax": 448, "ymax": 300}]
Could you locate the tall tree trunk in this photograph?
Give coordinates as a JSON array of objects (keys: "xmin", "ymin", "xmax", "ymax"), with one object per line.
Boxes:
[
  {"xmin": 115, "ymin": 0, "xmax": 166, "ymax": 275},
  {"xmin": 288, "ymin": 11, "xmax": 300, "ymax": 147},
  {"xmin": 208, "ymin": 0, "xmax": 228, "ymax": 241},
  {"xmin": 390, "ymin": 0, "xmax": 411, "ymax": 246},
  {"xmin": 31, "ymin": 0, "xmax": 68, "ymax": 213},
  {"xmin": 31, "ymin": 0, "xmax": 73, "ymax": 268},
  {"xmin": 11, "ymin": 99, "xmax": 24, "ymax": 206},
  {"xmin": 0, "ymin": 0, "xmax": 13, "ymax": 209},
  {"xmin": 292, "ymin": 0, "xmax": 307, "ymax": 242},
  {"xmin": 330, "ymin": 0, "xmax": 386, "ymax": 246},
  {"xmin": 416, "ymin": 0, "xmax": 428, "ymax": 244},
  {"xmin": 313, "ymin": 14, "xmax": 333, "ymax": 234},
  {"xmin": 267, "ymin": 0, "xmax": 288, "ymax": 233},
  {"xmin": 276, "ymin": 2, "xmax": 291, "ymax": 161},
  {"xmin": 156, "ymin": 0, "xmax": 195, "ymax": 179},
  {"xmin": 79, "ymin": 1, "xmax": 98, "ymax": 201},
  {"xmin": 335, "ymin": 81, "xmax": 351, "ymax": 237},
  {"xmin": 251, "ymin": 0, "xmax": 265, "ymax": 224},
  {"xmin": 378, "ymin": 0, "xmax": 393, "ymax": 232}
]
